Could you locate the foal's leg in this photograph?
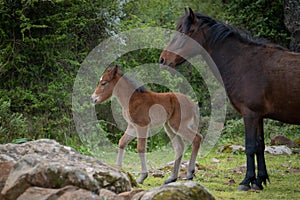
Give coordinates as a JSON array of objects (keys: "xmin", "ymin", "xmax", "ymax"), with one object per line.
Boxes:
[
  {"xmin": 253, "ymin": 118, "xmax": 269, "ymax": 190},
  {"xmin": 117, "ymin": 124, "xmax": 135, "ymax": 167},
  {"xmin": 186, "ymin": 132, "xmax": 202, "ymax": 180},
  {"xmin": 136, "ymin": 126, "xmax": 149, "ymax": 184},
  {"xmin": 238, "ymin": 111, "xmax": 260, "ymax": 191},
  {"xmin": 164, "ymin": 123, "xmax": 185, "ymax": 184},
  {"xmin": 178, "ymin": 123, "xmax": 202, "ymax": 180}
]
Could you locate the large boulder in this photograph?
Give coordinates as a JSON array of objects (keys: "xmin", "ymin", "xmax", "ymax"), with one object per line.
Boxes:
[
  {"xmin": 132, "ymin": 181, "xmax": 215, "ymax": 200},
  {"xmin": 17, "ymin": 185, "xmax": 100, "ymax": 200},
  {"xmin": 0, "ymin": 139, "xmax": 131, "ymax": 200},
  {"xmin": 0, "ymin": 139, "xmax": 216, "ymax": 200}
]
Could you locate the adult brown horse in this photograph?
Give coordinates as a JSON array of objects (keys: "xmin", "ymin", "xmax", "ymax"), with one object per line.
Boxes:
[{"xmin": 159, "ymin": 8, "xmax": 300, "ymax": 191}]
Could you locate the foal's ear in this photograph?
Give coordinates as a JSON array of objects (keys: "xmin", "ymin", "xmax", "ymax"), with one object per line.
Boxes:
[{"xmin": 109, "ymin": 65, "xmax": 119, "ymax": 80}]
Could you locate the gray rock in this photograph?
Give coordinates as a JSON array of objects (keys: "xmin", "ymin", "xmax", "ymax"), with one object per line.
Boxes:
[
  {"xmin": 218, "ymin": 145, "xmax": 245, "ymax": 154},
  {"xmin": 132, "ymin": 181, "xmax": 215, "ymax": 200},
  {"xmin": 270, "ymin": 135, "xmax": 298, "ymax": 148},
  {"xmin": 0, "ymin": 139, "xmax": 131, "ymax": 200},
  {"xmin": 99, "ymin": 188, "xmax": 119, "ymax": 200},
  {"xmin": 17, "ymin": 185, "xmax": 101, "ymax": 200},
  {"xmin": 118, "ymin": 189, "xmax": 145, "ymax": 200},
  {"xmin": 0, "ymin": 139, "xmax": 216, "ymax": 200},
  {"xmin": 265, "ymin": 145, "xmax": 292, "ymax": 155}
]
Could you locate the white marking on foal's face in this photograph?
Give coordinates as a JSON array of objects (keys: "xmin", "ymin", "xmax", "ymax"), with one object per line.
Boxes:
[{"xmin": 100, "ymin": 76, "xmax": 103, "ymax": 82}]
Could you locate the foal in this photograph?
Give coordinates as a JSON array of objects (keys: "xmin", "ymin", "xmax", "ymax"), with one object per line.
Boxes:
[{"xmin": 91, "ymin": 65, "xmax": 202, "ymax": 184}]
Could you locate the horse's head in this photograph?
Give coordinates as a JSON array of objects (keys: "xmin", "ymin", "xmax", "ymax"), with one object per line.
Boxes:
[
  {"xmin": 90, "ymin": 65, "xmax": 120, "ymax": 104},
  {"xmin": 159, "ymin": 8, "xmax": 211, "ymax": 68}
]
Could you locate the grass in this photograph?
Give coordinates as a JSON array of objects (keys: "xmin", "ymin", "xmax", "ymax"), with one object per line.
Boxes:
[{"xmin": 96, "ymin": 143, "xmax": 300, "ymax": 200}]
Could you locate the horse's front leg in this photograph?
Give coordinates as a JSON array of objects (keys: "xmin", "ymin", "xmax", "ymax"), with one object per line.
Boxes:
[
  {"xmin": 238, "ymin": 112, "xmax": 260, "ymax": 191},
  {"xmin": 117, "ymin": 124, "xmax": 135, "ymax": 167},
  {"xmin": 136, "ymin": 126, "xmax": 149, "ymax": 184},
  {"xmin": 253, "ymin": 118, "xmax": 269, "ymax": 190}
]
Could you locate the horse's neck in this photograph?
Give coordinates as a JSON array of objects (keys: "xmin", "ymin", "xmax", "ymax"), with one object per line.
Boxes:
[
  {"xmin": 208, "ymin": 39, "xmax": 258, "ymax": 92},
  {"xmin": 113, "ymin": 77, "xmax": 137, "ymax": 109},
  {"xmin": 209, "ymin": 39, "xmax": 250, "ymax": 75}
]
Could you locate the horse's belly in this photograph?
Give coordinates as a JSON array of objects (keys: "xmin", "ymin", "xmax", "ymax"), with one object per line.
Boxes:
[
  {"xmin": 149, "ymin": 104, "xmax": 168, "ymax": 126},
  {"xmin": 266, "ymin": 104, "xmax": 300, "ymax": 125}
]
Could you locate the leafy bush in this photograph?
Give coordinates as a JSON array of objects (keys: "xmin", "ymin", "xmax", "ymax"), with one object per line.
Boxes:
[
  {"xmin": 221, "ymin": 118, "xmax": 300, "ymax": 145},
  {"xmin": 224, "ymin": 0, "xmax": 290, "ymax": 47},
  {"xmin": 0, "ymin": 0, "xmax": 125, "ymax": 144},
  {"xmin": 1, "ymin": 0, "xmax": 296, "ymax": 154},
  {"xmin": 0, "ymin": 98, "xmax": 28, "ymax": 143}
]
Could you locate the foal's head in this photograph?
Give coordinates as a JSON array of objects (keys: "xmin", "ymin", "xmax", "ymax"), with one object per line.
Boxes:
[{"xmin": 90, "ymin": 65, "xmax": 120, "ymax": 104}]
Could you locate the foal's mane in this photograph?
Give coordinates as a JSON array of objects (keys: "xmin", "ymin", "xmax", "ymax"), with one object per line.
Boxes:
[
  {"xmin": 120, "ymin": 72, "xmax": 147, "ymax": 93},
  {"xmin": 177, "ymin": 12, "xmax": 286, "ymax": 50}
]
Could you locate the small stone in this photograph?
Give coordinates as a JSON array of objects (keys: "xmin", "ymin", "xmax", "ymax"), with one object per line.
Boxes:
[{"xmin": 265, "ymin": 145, "xmax": 292, "ymax": 155}]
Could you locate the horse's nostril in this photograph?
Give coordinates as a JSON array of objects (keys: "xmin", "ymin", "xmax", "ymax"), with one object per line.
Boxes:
[{"xmin": 159, "ymin": 57, "xmax": 165, "ymax": 64}]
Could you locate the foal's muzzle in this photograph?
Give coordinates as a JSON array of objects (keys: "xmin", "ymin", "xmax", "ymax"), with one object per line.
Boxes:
[{"xmin": 90, "ymin": 94, "xmax": 99, "ymax": 104}]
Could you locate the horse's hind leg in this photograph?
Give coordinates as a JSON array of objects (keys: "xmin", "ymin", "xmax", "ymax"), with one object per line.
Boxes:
[
  {"xmin": 187, "ymin": 132, "xmax": 202, "ymax": 180},
  {"xmin": 176, "ymin": 122, "xmax": 202, "ymax": 180},
  {"xmin": 164, "ymin": 122, "xmax": 185, "ymax": 184},
  {"xmin": 254, "ymin": 118, "xmax": 269, "ymax": 190}
]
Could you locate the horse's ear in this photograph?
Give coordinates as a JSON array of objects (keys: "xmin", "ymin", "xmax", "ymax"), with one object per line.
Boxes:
[{"xmin": 187, "ymin": 7, "xmax": 195, "ymax": 22}]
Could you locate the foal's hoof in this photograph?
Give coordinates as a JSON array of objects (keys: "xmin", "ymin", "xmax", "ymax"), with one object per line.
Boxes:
[
  {"xmin": 185, "ymin": 172, "xmax": 195, "ymax": 180},
  {"xmin": 137, "ymin": 172, "xmax": 148, "ymax": 184},
  {"xmin": 237, "ymin": 184, "xmax": 251, "ymax": 191},
  {"xmin": 164, "ymin": 177, "xmax": 177, "ymax": 184}
]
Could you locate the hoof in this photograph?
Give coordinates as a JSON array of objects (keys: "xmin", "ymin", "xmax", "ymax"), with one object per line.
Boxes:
[
  {"xmin": 185, "ymin": 174, "xmax": 195, "ymax": 180},
  {"xmin": 164, "ymin": 177, "xmax": 177, "ymax": 184},
  {"xmin": 251, "ymin": 183, "xmax": 263, "ymax": 190},
  {"xmin": 137, "ymin": 172, "xmax": 148, "ymax": 184},
  {"xmin": 238, "ymin": 184, "xmax": 251, "ymax": 191}
]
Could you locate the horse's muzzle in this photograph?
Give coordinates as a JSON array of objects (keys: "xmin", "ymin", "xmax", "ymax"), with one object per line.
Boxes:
[{"xmin": 159, "ymin": 56, "xmax": 175, "ymax": 68}]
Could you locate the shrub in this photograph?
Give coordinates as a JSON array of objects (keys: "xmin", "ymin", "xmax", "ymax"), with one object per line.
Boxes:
[
  {"xmin": 224, "ymin": 0, "xmax": 290, "ymax": 47},
  {"xmin": 0, "ymin": 98, "xmax": 29, "ymax": 143}
]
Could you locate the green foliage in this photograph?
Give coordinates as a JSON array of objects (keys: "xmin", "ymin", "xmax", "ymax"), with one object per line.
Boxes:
[
  {"xmin": 221, "ymin": 118, "xmax": 300, "ymax": 145},
  {"xmin": 224, "ymin": 0, "xmax": 290, "ymax": 46},
  {"xmin": 0, "ymin": 0, "xmax": 123, "ymax": 144},
  {"xmin": 0, "ymin": 0, "xmax": 297, "ymax": 153},
  {"xmin": 0, "ymin": 98, "xmax": 29, "ymax": 143},
  {"xmin": 136, "ymin": 150, "xmax": 300, "ymax": 200}
]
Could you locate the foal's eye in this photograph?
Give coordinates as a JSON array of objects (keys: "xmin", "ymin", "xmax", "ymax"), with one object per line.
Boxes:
[{"xmin": 101, "ymin": 81, "xmax": 107, "ymax": 86}]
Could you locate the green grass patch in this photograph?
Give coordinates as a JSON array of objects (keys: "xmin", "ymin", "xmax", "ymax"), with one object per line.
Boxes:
[{"xmin": 95, "ymin": 144, "xmax": 300, "ymax": 199}]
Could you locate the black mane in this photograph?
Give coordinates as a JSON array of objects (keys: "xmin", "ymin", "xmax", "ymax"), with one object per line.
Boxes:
[{"xmin": 177, "ymin": 12, "xmax": 285, "ymax": 50}]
